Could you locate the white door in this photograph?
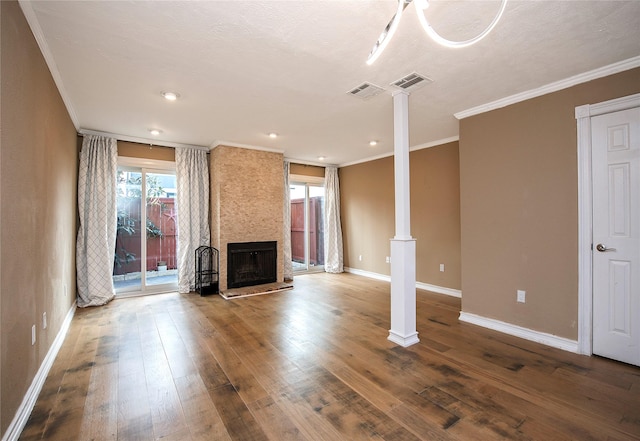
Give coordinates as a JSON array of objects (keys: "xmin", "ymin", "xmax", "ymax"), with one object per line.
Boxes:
[{"xmin": 592, "ymin": 106, "xmax": 640, "ymax": 366}]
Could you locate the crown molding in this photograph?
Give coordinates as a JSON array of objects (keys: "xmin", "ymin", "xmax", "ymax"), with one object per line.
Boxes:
[
  {"xmin": 338, "ymin": 136, "xmax": 459, "ymax": 168},
  {"xmin": 454, "ymin": 56, "xmax": 640, "ymax": 120},
  {"xmin": 19, "ymin": 1, "xmax": 80, "ymax": 130},
  {"xmin": 410, "ymin": 136, "xmax": 459, "ymax": 152},
  {"xmin": 285, "ymin": 158, "xmax": 335, "ymax": 167},
  {"xmin": 210, "ymin": 140, "xmax": 285, "ymax": 154},
  {"xmin": 79, "ymin": 129, "xmax": 208, "ymax": 151}
]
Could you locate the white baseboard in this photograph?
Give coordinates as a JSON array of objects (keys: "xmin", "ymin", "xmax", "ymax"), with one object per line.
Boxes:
[
  {"xmin": 416, "ymin": 282, "xmax": 461, "ymax": 298},
  {"xmin": 344, "ymin": 267, "xmax": 578, "ymax": 354},
  {"xmin": 344, "ymin": 267, "xmax": 390, "ymax": 282},
  {"xmin": 2, "ymin": 301, "xmax": 77, "ymax": 441},
  {"xmin": 458, "ymin": 311, "xmax": 579, "ymax": 354},
  {"xmin": 343, "ymin": 267, "xmax": 462, "ymax": 298}
]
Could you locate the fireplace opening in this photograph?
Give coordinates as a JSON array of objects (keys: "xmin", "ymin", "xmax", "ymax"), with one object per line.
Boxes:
[{"xmin": 227, "ymin": 241, "xmax": 277, "ymax": 289}]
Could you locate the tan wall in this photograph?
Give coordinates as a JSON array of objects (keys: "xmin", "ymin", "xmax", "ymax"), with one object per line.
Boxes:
[
  {"xmin": 1, "ymin": 2, "xmax": 78, "ymax": 435},
  {"xmin": 411, "ymin": 143, "xmax": 461, "ymax": 289},
  {"xmin": 210, "ymin": 146, "xmax": 284, "ymax": 290},
  {"xmin": 118, "ymin": 141, "xmax": 176, "ymax": 161},
  {"xmin": 290, "ymin": 163, "xmax": 324, "ymax": 178},
  {"xmin": 340, "ymin": 142, "xmax": 461, "ymax": 289},
  {"xmin": 340, "ymin": 157, "xmax": 394, "ymax": 275},
  {"xmin": 459, "ymin": 68, "xmax": 640, "ymax": 340}
]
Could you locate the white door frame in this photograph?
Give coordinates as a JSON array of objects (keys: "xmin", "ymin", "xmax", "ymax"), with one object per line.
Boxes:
[
  {"xmin": 289, "ymin": 174, "xmax": 325, "ymax": 273},
  {"xmin": 116, "ymin": 157, "xmax": 178, "ymax": 296},
  {"xmin": 575, "ymin": 92, "xmax": 640, "ymax": 355}
]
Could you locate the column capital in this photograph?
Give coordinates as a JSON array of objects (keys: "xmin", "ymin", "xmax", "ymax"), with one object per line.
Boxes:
[{"xmin": 392, "ymin": 89, "xmax": 410, "ymax": 98}]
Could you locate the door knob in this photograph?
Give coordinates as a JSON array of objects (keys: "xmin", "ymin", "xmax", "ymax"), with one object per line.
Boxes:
[{"xmin": 596, "ymin": 243, "xmax": 616, "ymax": 252}]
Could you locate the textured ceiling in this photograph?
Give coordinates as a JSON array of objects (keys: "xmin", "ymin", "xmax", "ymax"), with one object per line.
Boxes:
[{"xmin": 21, "ymin": 0, "xmax": 640, "ymax": 165}]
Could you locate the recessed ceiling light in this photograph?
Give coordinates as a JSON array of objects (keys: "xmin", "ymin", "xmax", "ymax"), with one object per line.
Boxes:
[
  {"xmin": 318, "ymin": 156, "xmax": 326, "ymax": 161},
  {"xmin": 161, "ymin": 91, "xmax": 179, "ymax": 101},
  {"xmin": 369, "ymin": 140, "xmax": 378, "ymax": 146},
  {"xmin": 149, "ymin": 129, "xmax": 162, "ymax": 136},
  {"xmin": 268, "ymin": 132, "xmax": 278, "ymax": 139}
]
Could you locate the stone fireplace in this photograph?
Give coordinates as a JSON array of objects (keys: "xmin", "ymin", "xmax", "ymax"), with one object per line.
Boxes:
[{"xmin": 210, "ymin": 145, "xmax": 284, "ymax": 291}]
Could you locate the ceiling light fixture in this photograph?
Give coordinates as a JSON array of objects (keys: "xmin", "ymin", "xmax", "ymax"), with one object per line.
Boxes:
[
  {"xmin": 366, "ymin": 0, "xmax": 409, "ymax": 65},
  {"xmin": 367, "ymin": 0, "xmax": 508, "ymax": 65},
  {"xmin": 369, "ymin": 140, "xmax": 378, "ymax": 146},
  {"xmin": 318, "ymin": 156, "xmax": 326, "ymax": 161},
  {"xmin": 269, "ymin": 132, "xmax": 278, "ymax": 138},
  {"xmin": 149, "ymin": 129, "xmax": 162, "ymax": 136},
  {"xmin": 161, "ymin": 91, "xmax": 179, "ymax": 101}
]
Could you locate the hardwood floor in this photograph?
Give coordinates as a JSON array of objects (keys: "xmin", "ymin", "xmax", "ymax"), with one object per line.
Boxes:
[{"xmin": 20, "ymin": 273, "xmax": 640, "ymax": 440}]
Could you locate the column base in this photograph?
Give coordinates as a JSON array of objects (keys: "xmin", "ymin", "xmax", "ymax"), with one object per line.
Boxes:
[
  {"xmin": 388, "ymin": 330, "xmax": 420, "ymax": 347},
  {"xmin": 389, "ymin": 238, "xmax": 418, "ymax": 347}
]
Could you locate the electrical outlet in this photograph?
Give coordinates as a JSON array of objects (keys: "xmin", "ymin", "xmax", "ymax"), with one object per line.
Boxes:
[
  {"xmin": 358, "ymin": 255, "xmax": 362, "ymax": 262},
  {"xmin": 440, "ymin": 263, "xmax": 445, "ymax": 272},
  {"xmin": 31, "ymin": 325, "xmax": 36, "ymax": 346},
  {"xmin": 517, "ymin": 290, "xmax": 526, "ymax": 303},
  {"xmin": 43, "ymin": 312, "xmax": 47, "ymax": 329},
  {"xmin": 385, "ymin": 256, "xmax": 390, "ymax": 263}
]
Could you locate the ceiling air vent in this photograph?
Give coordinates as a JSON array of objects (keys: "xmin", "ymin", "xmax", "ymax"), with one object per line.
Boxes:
[
  {"xmin": 390, "ymin": 72, "xmax": 433, "ymax": 92},
  {"xmin": 347, "ymin": 82, "xmax": 385, "ymax": 100}
]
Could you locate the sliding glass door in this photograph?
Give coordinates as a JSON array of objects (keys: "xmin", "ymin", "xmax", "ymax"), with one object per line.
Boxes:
[
  {"xmin": 290, "ymin": 180, "xmax": 325, "ymax": 272},
  {"xmin": 113, "ymin": 161, "xmax": 178, "ymax": 295}
]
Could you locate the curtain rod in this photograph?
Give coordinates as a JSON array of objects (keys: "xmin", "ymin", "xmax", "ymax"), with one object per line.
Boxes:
[{"xmin": 78, "ymin": 129, "xmax": 210, "ymax": 151}]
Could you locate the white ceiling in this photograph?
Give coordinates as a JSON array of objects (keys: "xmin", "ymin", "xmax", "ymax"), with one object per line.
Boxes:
[{"xmin": 21, "ymin": 1, "xmax": 640, "ymax": 166}]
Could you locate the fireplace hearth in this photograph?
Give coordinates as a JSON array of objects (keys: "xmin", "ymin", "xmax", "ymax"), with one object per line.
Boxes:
[{"xmin": 227, "ymin": 241, "xmax": 277, "ymax": 289}]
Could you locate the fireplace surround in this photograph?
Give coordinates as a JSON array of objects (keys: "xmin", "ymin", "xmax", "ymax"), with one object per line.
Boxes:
[{"xmin": 210, "ymin": 145, "xmax": 285, "ymax": 290}]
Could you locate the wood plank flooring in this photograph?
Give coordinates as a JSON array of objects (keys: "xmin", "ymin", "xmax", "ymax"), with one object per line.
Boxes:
[{"xmin": 19, "ymin": 273, "xmax": 640, "ymax": 440}]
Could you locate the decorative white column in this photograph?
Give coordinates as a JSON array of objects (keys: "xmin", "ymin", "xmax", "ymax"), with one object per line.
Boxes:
[{"xmin": 388, "ymin": 90, "xmax": 419, "ymax": 347}]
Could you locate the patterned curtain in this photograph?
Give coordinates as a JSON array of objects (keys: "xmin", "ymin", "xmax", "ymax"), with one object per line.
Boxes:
[
  {"xmin": 76, "ymin": 135, "xmax": 118, "ymax": 307},
  {"xmin": 176, "ymin": 147, "xmax": 210, "ymax": 293},
  {"xmin": 324, "ymin": 166, "xmax": 344, "ymax": 273},
  {"xmin": 283, "ymin": 161, "xmax": 293, "ymax": 280}
]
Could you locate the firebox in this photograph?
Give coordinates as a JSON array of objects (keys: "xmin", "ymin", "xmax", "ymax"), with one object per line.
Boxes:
[{"xmin": 227, "ymin": 241, "xmax": 277, "ymax": 289}]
